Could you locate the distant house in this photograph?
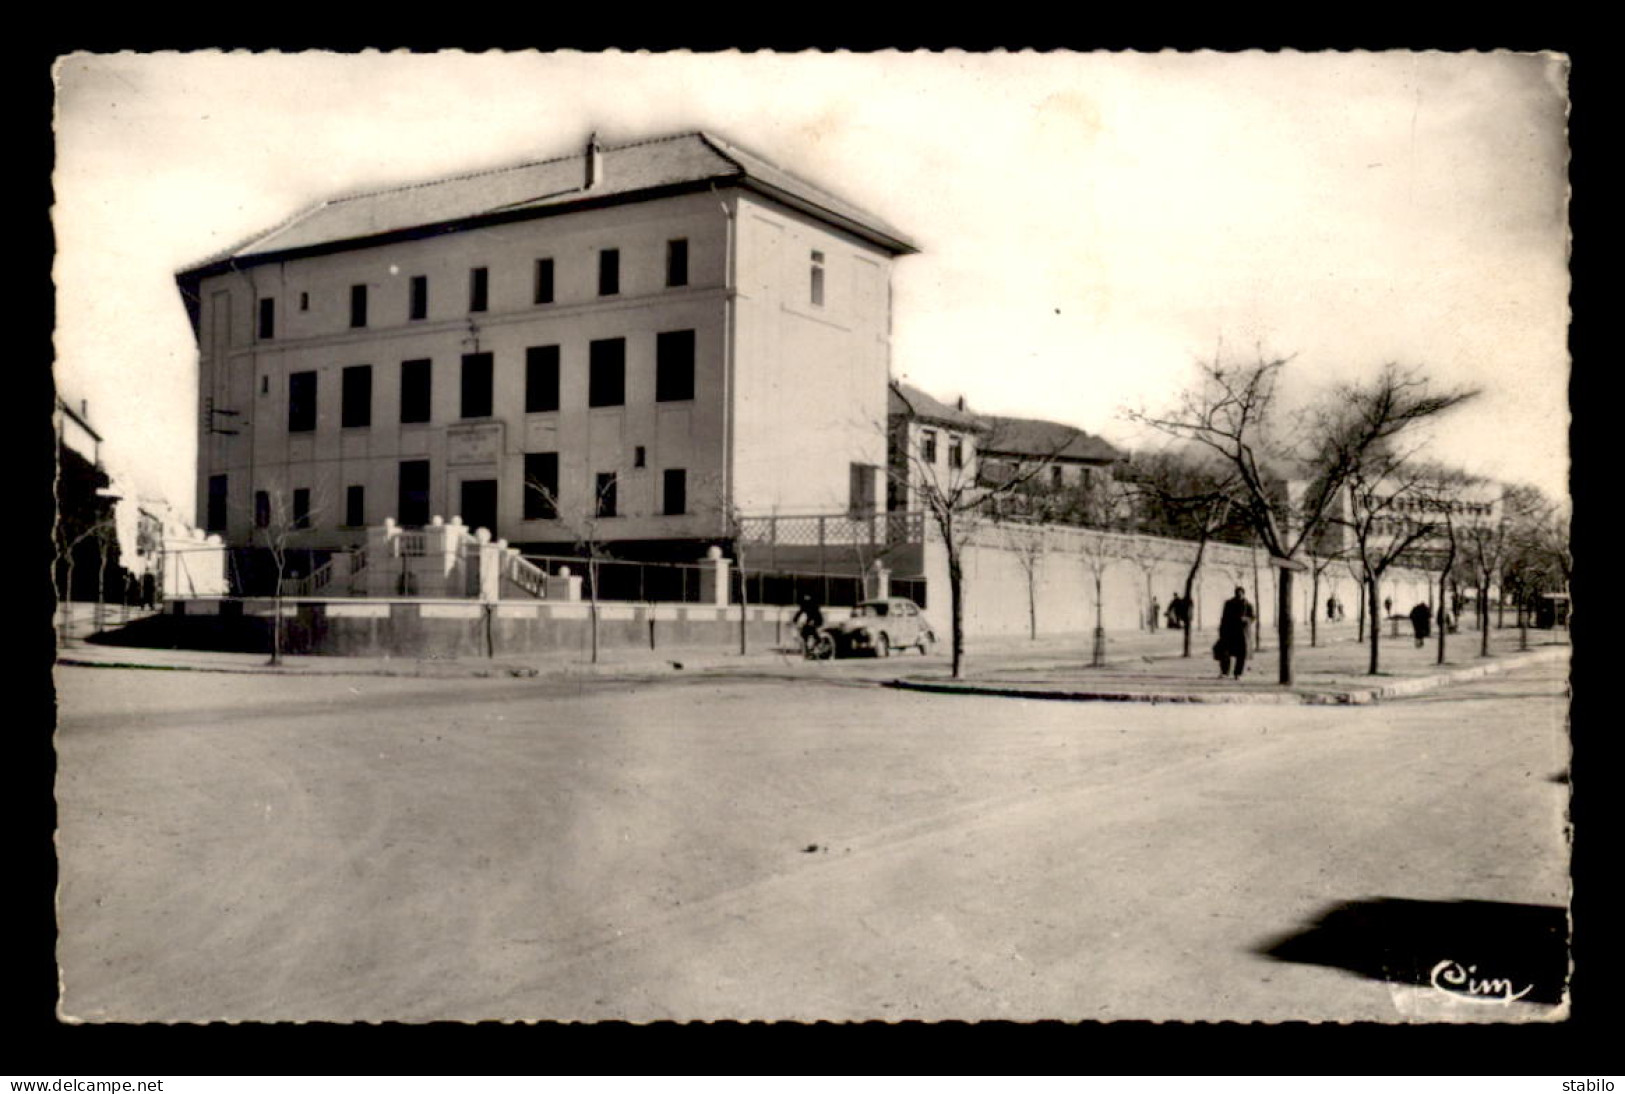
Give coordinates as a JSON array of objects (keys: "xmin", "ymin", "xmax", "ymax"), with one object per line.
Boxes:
[
  {"xmin": 976, "ymin": 414, "xmax": 1123, "ymax": 497},
  {"xmin": 886, "ymin": 380, "xmax": 987, "ymax": 513}
]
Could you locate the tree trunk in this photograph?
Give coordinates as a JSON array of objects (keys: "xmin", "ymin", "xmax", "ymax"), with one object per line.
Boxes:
[
  {"xmin": 1027, "ymin": 566, "xmax": 1037, "ymax": 641},
  {"xmin": 1309, "ymin": 567, "xmax": 1320, "ymax": 648},
  {"xmin": 737, "ymin": 552, "xmax": 748, "ymax": 656},
  {"xmin": 1479, "ymin": 578, "xmax": 1492, "ymax": 657},
  {"xmin": 589, "ymin": 558, "xmax": 600, "ymax": 665},
  {"xmin": 948, "ymin": 546, "xmax": 965, "ymax": 680},
  {"xmin": 1277, "ymin": 563, "xmax": 1294, "ymax": 686},
  {"xmin": 1367, "ymin": 574, "xmax": 1382, "ymax": 675}
]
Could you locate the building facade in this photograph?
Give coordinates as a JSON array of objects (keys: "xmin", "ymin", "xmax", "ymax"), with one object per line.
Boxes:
[{"xmin": 177, "ymin": 133, "xmax": 916, "ymax": 578}]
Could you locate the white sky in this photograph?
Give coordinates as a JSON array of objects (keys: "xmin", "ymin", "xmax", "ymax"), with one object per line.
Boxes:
[{"xmin": 52, "ymin": 50, "xmax": 1571, "ymax": 518}]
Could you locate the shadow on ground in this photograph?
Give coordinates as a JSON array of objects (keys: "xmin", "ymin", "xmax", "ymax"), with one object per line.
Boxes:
[{"xmin": 1258, "ymin": 897, "xmax": 1569, "ymax": 1006}]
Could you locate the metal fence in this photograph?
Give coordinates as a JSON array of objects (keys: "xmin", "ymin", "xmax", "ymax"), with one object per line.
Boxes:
[{"xmin": 516, "ymin": 553, "xmax": 927, "ymax": 609}]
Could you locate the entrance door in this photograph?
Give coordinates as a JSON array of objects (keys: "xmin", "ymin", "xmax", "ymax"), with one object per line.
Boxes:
[{"xmin": 461, "ymin": 479, "xmax": 498, "ymax": 538}]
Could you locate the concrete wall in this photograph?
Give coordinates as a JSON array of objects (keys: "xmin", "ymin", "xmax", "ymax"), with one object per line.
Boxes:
[
  {"xmin": 921, "ymin": 520, "xmax": 1444, "ymax": 639},
  {"xmin": 160, "ymin": 597, "xmax": 852, "ymax": 658}
]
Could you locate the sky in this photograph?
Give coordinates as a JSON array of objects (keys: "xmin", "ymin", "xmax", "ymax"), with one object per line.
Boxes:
[{"xmin": 52, "ymin": 50, "xmax": 1572, "ymax": 520}]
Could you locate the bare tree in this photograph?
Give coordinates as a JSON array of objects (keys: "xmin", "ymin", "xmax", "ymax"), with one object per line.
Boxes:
[
  {"xmin": 256, "ymin": 487, "xmax": 314, "ymax": 666},
  {"xmin": 1117, "ymin": 448, "xmax": 1243, "ymax": 657},
  {"xmin": 887, "ymin": 392, "xmax": 1075, "ymax": 679},
  {"xmin": 1133, "ymin": 355, "xmax": 1475, "ymax": 683},
  {"xmin": 524, "ymin": 474, "xmax": 622, "ymax": 665},
  {"xmin": 55, "ymin": 515, "xmax": 117, "ymax": 646},
  {"xmin": 1076, "ymin": 529, "xmax": 1124, "ymax": 667}
]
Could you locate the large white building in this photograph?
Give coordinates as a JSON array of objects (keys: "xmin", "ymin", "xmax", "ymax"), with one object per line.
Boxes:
[{"xmin": 177, "ymin": 132, "xmax": 917, "ymax": 579}]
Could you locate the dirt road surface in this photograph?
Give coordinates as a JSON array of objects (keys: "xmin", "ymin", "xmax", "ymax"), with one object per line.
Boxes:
[{"xmin": 53, "ymin": 658, "xmax": 1570, "ymax": 1022}]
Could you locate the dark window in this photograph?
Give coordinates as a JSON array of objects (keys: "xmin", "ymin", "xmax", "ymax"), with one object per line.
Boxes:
[
  {"xmin": 598, "ymin": 248, "xmax": 619, "ymax": 296},
  {"xmin": 409, "ymin": 276, "xmax": 428, "ymax": 321},
  {"xmin": 400, "ymin": 359, "xmax": 432, "ymax": 424},
  {"xmin": 525, "ymin": 345, "xmax": 560, "ymax": 413},
  {"xmin": 258, "ymin": 298, "xmax": 275, "ymax": 340},
  {"xmin": 849, "ymin": 462, "xmax": 875, "ymax": 516},
  {"xmin": 524, "ymin": 453, "xmax": 559, "ymax": 520},
  {"xmin": 663, "ymin": 468, "xmax": 686, "ymax": 516},
  {"xmin": 255, "ymin": 490, "xmax": 270, "ymax": 529},
  {"xmin": 461, "ymin": 352, "xmax": 493, "ymax": 418},
  {"xmin": 656, "ymin": 329, "xmax": 696, "ymax": 402},
  {"xmin": 293, "ymin": 488, "xmax": 312, "ymax": 530},
  {"xmin": 460, "ymin": 479, "xmax": 497, "ymax": 537},
  {"xmin": 469, "ymin": 267, "xmax": 488, "ymax": 313},
  {"xmin": 350, "ymin": 284, "xmax": 368, "ymax": 328},
  {"xmin": 342, "ymin": 365, "xmax": 372, "ymax": 429},
  {"xmin": 534, "ymin": 258, "xmax": 554, "ymax": 305},
  {"xmin": 949, "ymin": 436, "xmax": 964, "ymax": 470},
  {"xmin": 595, "ymin": 472, "xmax": 618, "ymax": 518},
  {"xmin": 1051, "ymin": 465, "xmax": 1064, "ymax": 489},
  {"xmin": 207, "ymin": 475, "xmax": 227, "ymax": 534},
  {"xmin": 299, "ymin": 292, "xmax": 309, "ymax": 312},
  {"xmin": 398, "ymin": 460, "xmax": 431, "ymax": 527},
  {"xmin": 666, "ymin": 239, "xmax": 688, "ymax": 287},
  {"xmin": 288, "ymin": 371, "xmax": 317, "ymax": 432},
  {"xmin": 261, "ymin": 375, "xmax": 269, "ymax": 395},
  {"xmin": 588, "ymin": 338, "xmax": 625, "ymax": 407},
  {"xmin": 810, "ymin": 250, "xmax": 825, "ymax": 307},
  {"xmin": 634, "ymin": 446, "xmax": 646, "ymax": 468},
  {"xmin": 346, "ymin": 484, "xmax": 365, "ymax": 527},
  {"xmin": 921, "ymin": 429, "xmax": 937, "ymax": 463}
]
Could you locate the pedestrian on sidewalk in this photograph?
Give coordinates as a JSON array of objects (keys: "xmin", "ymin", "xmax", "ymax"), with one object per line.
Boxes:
[
  {"xmin": 1327, "ymin": 595, "xmax": 1336, "ymax": 622},
  {"xmin": 1149, "ymin": 597, "xmax": 1161, "ymax": 631},
  {"xmin": 1409, "ymin": 602, "xmax": 1433, "ymax": 647},
  {"xmin": 1214, "ymin": 586, "xmax": 1255, "ymax": 679}
]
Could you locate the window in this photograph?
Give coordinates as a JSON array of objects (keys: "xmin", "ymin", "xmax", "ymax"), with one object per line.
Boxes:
[
  {"xmin": 948, "ymin": 436, "xmax": 963, "ymax": 470},
  {"xmin": 469, "ymin": 267, "xmax": 488, "ymax": 313},
  {"xmin": 634, "ymin": 446, "xmax": 646, "ymax": 468},
  {"xmin": 254, "ymin": 490, "xmax": 270, "ymax": 529},
  {"xmin": 920, "ymin": 429, "xmax": 937, "ymax": 463},
  {"xmin": 288, "ymin": 371, "xmax": 317, "ymax": 433},
  {"xmin": 400, "ymin": 359, "xmax": 432, "ymax": 424},
  {"xmin": 1051, "ymin": 465, "xmax": 1064, "ymax": 489},
  {"xmin": 258, "ymin": 298, "xmax": 275, "ymax": 340},
  {"xmin": 849, "ymin": 462, "xmax": 875, "ymax": 516},
  {"xmin": 299, "ymin": 292, "xmax": 310, "ymax": 312},
  {"xmin": 534, "ymin": 258, "xmax": 554, "ymax": 305},
  {"xmin": 341, "ymin": 365, "xmax": 372, "ymax": 429},
  {"xmin": 523, "ymin": 453, "xmax": 558, "ymax": 519},
  {"xmin": 588, "ymin": 338, "xmax": 626, "ymax": 407},
  {"xmin": 409, "ymin": 276, "xmax": 428, "ymax": 321},
  {"xmin": 599, "ymin": 248, "xmax": 619, "ymax": 296},
  {"xmin": 663, "ymin": 468, "xmax": 686, "ymax": 516},
  {"xmin": 260, "ymin": 375, "xmax": 269, "ymax": 395},
  {"xmin": 525, "ymin": 345, "xmax": 560, "ymax": 413},
  {"xmin": 293, "ymin": 488, "xmax": 312, "ymax": 530},
  {"xmin": 810, "ymin": 250, "xmax": 825, "ymax": 307},
  {"xmin": 666, "ymin": 239, "xmax": 688, "ymax": 287},
  {"xmin": 398, "ymin": 460, "xmax": 430, "ymax": 527},
  {"xmin": 207, "ymin": 475, "xmax": 228, "ymax": 534},
  {"xmin": 461, "ymin": 352, "xmax": 493, "ymax": 418},
  {"xmin": 350, "ymin": 284, "xmax": 368, "ymax": 328},
  {"xmin": 346, "ymin": 484, "xmax": 365, "ymax": 527},
  {"xmin": 595, "ymin": 472, "xmax": 618, "ymax": 518},
  {"xmin": 656, "ymin": 329, "xmax": 696, "ymax": 402},
  {"xmin": 460, "ymin": 480, "xmax": 497, "ymax": 537}
]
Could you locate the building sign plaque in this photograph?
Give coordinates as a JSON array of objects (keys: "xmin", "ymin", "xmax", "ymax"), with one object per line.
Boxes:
[{"xmin": 446, "ymin": 421, "xmax": 503, "ymax": 467}]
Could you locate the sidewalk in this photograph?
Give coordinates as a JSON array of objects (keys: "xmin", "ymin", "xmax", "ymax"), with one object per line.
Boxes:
[
  {"xmin": 889, "ymin": 621, "xmax": 1571, "ymax": 705},
  {"xmin": 54, "ymin": 616, "xmax": 1570, "ymax": 703}
]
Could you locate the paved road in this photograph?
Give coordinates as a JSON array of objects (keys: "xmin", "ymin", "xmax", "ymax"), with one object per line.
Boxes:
[{"xmin": 53, "ymin": 658, "xmax": 1570, "ymax": 1022}]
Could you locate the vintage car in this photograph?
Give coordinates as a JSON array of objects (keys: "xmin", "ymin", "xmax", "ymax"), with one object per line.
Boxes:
[{"xmin": 820, "ymin": 597, "xmax": 937, "ymax": 658}]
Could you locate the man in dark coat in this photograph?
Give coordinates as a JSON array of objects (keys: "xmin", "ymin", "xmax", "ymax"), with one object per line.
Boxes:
[
  {"xmin": 1409, "ymin": 602, "xmax": 1433, "ymax": 647},
  {"xmin": 1215, "ymin": 586, "xmax": 1255, "ymax": 679}
]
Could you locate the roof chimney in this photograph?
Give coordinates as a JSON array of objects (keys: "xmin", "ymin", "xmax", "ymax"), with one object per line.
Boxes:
[
  {"xmin": 956, "ymin": 396, "xmax": 967, "ymax": 412},
  {"xmin": 585, "ymin": 132, "xmax": 603, "ymax": 189}
]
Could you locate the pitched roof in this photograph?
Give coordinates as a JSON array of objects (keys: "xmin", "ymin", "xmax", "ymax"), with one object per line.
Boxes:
[
  {"xmin": 888, "ymin": 381, "xmax": 986, "ymax": 431},
  {"xmin": 979, "ymin": 415, "xmax": 1124, "ymax": 464},
  {"xmin": 179, "ymin": 131, "xmax": 918, "ymax": 283}
]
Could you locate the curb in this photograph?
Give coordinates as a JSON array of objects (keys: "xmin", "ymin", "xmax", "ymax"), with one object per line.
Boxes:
[{"xmin": 886, "ymin": 646, "xmax": 1569, "ymax": 706}]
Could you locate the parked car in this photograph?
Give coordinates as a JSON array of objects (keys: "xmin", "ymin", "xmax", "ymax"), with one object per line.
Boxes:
[{"xmin": 822, "ymin": 597, "xmax": 936, "ymax": 658}]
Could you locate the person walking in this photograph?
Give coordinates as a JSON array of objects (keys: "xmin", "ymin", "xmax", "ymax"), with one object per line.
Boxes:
[
  {"xmin": 1409, "ymin": 601, "xmax": 1433, "ymax": 648},
  {"xmin": 1327, "ymin": 595, "xmax": 1337, "ymax": 623},
  {"xmin": 1213, "ymin": 586, "xmax": 1255, "ymax": 679},
  {"xmin": 1149, "ymin": 597, "xmax": 1161, "ymax": 631}
]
